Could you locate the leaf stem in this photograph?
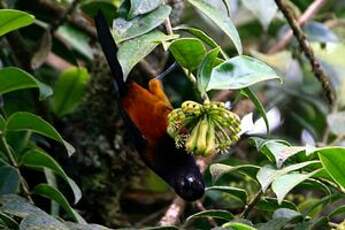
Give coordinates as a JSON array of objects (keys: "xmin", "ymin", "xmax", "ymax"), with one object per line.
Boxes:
[
  {"xmin": 239, "ymin": 190, "xmax": 263, "ymax": 218},
  {"xmin": 0, "ymin": 131, "xmax": 33, "ymax": 203}
]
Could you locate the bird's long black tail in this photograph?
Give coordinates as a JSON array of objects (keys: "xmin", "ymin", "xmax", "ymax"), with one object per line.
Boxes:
[{"xmin": 94, "ymin": 11, "xmax": 126, "ymax": 96}]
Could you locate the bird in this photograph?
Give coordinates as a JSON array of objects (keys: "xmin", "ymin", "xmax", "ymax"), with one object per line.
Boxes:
[{"xmin": 94, "ymin": 11, "xmax": 205, "ymax": 201}]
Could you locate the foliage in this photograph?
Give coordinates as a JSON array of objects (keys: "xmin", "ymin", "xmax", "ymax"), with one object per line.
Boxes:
[{"xmin": 0, "ymin": 0, "xmax": 345, "ymax": 229}]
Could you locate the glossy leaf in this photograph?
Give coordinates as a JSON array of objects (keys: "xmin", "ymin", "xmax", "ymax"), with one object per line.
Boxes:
[
  {"xmin": 52, "ymin": 67, "xmax": 90, "ymax": 117},
  {"xmin": 185, "ymin": 209, "xmax": 233, "ymax": 224},
  {"xmin": 187, "ymin": 0, "xmax": 242, "ymax": 54},
  {"xmin": 272, "ymin": 170, "xmax": 320, "ymax": 204},
  {"xmin": 197, "ymin": 47, "xmax": 220, "ymax": 94},
  {"xmin": 0, "ymin": 67, "xmax": 52, "ymax": 100},
  {"xmin": 206, "ymin": 186, "xmax": 247, "ymax": 203},
  {"xmin": 0, "ymin": 9, "xmax": 35, "ymax": 37},
  {"xmin": 209, "ymin": 163, "xmax": 259, "ymax": 182},
  {"xmin": 21, "ymin": 149, "xmax": 81, "ymax": 204},
  {"xmin": 169, "ymin": 38, "xmax": 206, "ymax": 72},
  {"xmin": 129, "ymin": 0, "xmax": 162, "ymax": 18},
  {"xmin": 256, "ymin": 161, "xmax": 320, "ymax": 192},
  {"xmin": 0, "ymin": 166, "xmax": 19, "ymax": 195},
  {"xmin": 32, "ymin": 184, "xmax": 85, "ymax": 224},
  {"xmin": 207, "ymin": 55, "xmax": 281, "ymax": 91},
  {"xmin": 113, "ymin": 5, "xmax": 171, "ymax": 43},
  {"xmin": 242, "ymin": 87, "xmax": 269, "ymax": 134},
  {"xmin": 318, "ymin": 147, "xmax": 345, "ymax": 189},
  {"xmin": 5, "ymin": 112, "xmax": 75, "ymax": 156},
  {"xmin": 118, "ymin": 30, "xmax": 178, "ymax": 79}
]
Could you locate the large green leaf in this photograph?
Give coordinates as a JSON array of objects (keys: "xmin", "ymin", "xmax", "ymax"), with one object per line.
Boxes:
[
  {"xmin": 0, "ymin": 67, "xmax": 52, "ymax": 100},
  {"xmin": 0, "ymin": 9, "xmax": 35, "ymax": 37},
  {"xmin": 0, "ymin": 166, "xmax": 19, "ymax": 195},
  {"xmin": 52, "ymin": 67, "xmax": 90, "ymax": 117},
  {"xmin": 207, "ymin": 55, "xmax": 281, "ymax": 91},
  {"xmin": 187, "ymin": 0, "xmax": 242, "ymax": 54},
  {"xmin": 206, "ymin": 186, "xmax": 247, "ymax": 203},
  {"xmin": 197, "ymin": 47, "xmax": 220, "ymax": 95},
  {"xmin": 21, "ymin": 149, "xmax": 81, "ymax": 204},
  {"xmin": 222, "ymin": 222, "xmax": 256, "ymax": 230},
  {"xmin": 5, "ymin": 112, "xmax": 75, "ymax": 156},
  {"xmin": 113, "ymin": 5, "xmax": 171, "ymax": 43},
  {"xmin": 128, "ymin": 0, "xmax": 162, "ymax": 18},
  {"xmin": 118, "ymin": 30, "xmax": 178, "ymax": 79},
  {"xmin": 32, "ymin": 184, "xmax": 85, "ymax": 224},
  {"xmin": 185, "ymin": 209, "xmax": 233, "ymax": 225},
  {"xmin": 169, "ymin": 38, "xmax": 206, "ymax": 72},
  {"xmin": 209, "ymin": 163, "xmax": 259, "ymax": 183},
  {"xmin": 272, "ymin": 170, "xmax": 320, "ymax": 204},
  {"xmin": 318, "ymin": 147, "xmax": 345, "ymax": 189},
  {"xmin": 256, "ymin": 161, "xmax": 320, "ymax": 192}
]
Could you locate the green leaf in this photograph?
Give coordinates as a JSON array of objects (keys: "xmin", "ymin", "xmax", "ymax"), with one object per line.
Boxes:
[
  {"xmin": 142, "ymin": 227, "xmax": 179, "ymax": 230},
  {"xmin": 209, "ymin": 163, "xmax": 259, "ymax": 183},
  {"xmin": 5, "ymin": 112, "xmax": 75, "ymax": 156},
  {"xmin": 80, "ymin": 0, "xmax": 118, "ymax": 24},
  {"xmin": 207, "ymin": 55, "xmax": 281, "ymax": 91},
  {"xmin": 272, "ymin": 208, "xmax": 301, "ymax": 220},
  {"xmin": 187, "ymin": 0, "xmax": 242, "ymax": 54},
  {"xmin": 326, "ymin": 112, "xmax": 345, "ymax": 136},
  {"xmin": 272, "ymin": 170, "xmax": 321, "ymax": 204},
  {"xmin": 242, "ymin": 88, "xmax": 269, "ymax": 134},
  {"xmin": 19, "ymin": 214, "xmax": 68, "ymax": 230},
  {"xmin": 197, "ymin": 47, "xmax": 220, "ymax": 95},
  {"xmin": 113, "ymin": 5, "xmax": 171, "ymax": 43},
  {"xmin": 329, "ymin": 205, "xmax": 345, "ymax": 218},
  {"xmin": 242, "ymin": 0, "xmax": 277, "ymax": 30},
  {"xmin": 256, "ymin": 197, "xmax": 298, "ymax": 212},
  {"xmin": 222, "ymin": 222, "xmax": 257, "ymax": 230},
  {"xmin": 0, "ymin": 67, "xmax": 52, "ymax": 100},
  {"xmin": 0, "ymin": 115, "xmax": 5, "ymax": 131},
  {"xmin": 318, "ymin": 147, "xmax": 345, "ymax": 189},
  {"xmin": 21, "ymin": 149, "xmax": 81, "ymax": 204},
  {"xmin": 118, "ymin": 30, "xmax": 178, "ymax": 79},
  {"xmin": 129, "ymin": 0, "xmax": 162, "ymax": 18},
  {"xmin": 206, "ymin": 186, "xmax": 247, "ymax": 203},
  {"xmin": 0, "ymin": 194, "xmax": 44, "ymax": 218},
  {"xmin": 32, "ymin": 184, "xmax": 85, "ymax": 224},
  {"xmin": 256, "ymin": 161, "xmax": 320, "ymax": 192},
  {"xmin": 169, "ymin": 38, "xmax": 206, "ymax": 72},
  {"xmin": 0, "ymin": 9, "xmax": 35, "ymax": 37},
  {"xmin": 0, "ymin": 166, "xmax": 19, "ymax": 195},
  {"xmin": 185, "ymin": 209, "xmax": 233, "ymax": 225},
  {"xmin": 52, "ymin": 67, "xmax": 90, "ymax": 117},
  {"xmin": 173, "ymin": 25, "xmax": 220, "ymax": 49}
]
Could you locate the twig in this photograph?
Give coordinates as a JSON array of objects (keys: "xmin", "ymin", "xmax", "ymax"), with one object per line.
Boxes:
[
  {"xmin": 159, "ymin": 197, "xmax": 186, "ymax": 225},
  {"xmin": 268, "ymin": 0, "xmax": 327, "ymax": 54},
  {"xmin": 274, "ymin": 0, "xmax": 336, "ymax": 106},
  {"xmin": 239, "ymin": 191, "xmax": 262, "ymax": 218},
  {"xmin": 195, "ymin": 201, "xmax": 217, "ymax": 227}
]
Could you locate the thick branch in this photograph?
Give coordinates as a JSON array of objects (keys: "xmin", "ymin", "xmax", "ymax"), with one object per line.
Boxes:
[{"xmin": 274, "ymin": 0, "xmax": 336, "ymax": 106}]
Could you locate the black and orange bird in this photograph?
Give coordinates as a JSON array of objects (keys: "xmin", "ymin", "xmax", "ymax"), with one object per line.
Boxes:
[{"xmin": 94, "ymin": 12, "xmax": 205, "ymax": 201}]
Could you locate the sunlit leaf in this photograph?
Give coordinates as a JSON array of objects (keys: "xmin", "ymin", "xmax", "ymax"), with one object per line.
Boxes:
[
  {"xmin": 272, "ymin": 170, "xmax": 320, "ymax": 204},
  {"xmin": 113, "ymin": 5, "xmax": 171, "ymax": 43},
  {"xmin": 21, "ymin": 149, "xmax": 81, "ymax": 204},
  {"xmin": 223, "ymin": 222, "xmax": 256, "ymax": 230},
  {"xmin": 32, "ymin": 184, "xmax": 85, "ymax": 224},
  {"xmin": 242, "ymin": 0, "xmax": 277, "ymax": 30},
  {"xmin": 0, "ymin": 9, "xmax": 35, "ymax": 37},
  {"xmin": 5, "ymin": 112, "xmax": 75, "ymax": 156},
  {"xmin": 207, "ymin": 55, "xmax": 281, "ymax": 91},
  {"xmin": 197, "ymin": 47, "xmax": 220, "ymax": 94},
  {"xmin": 169, "ymin": 38, "xmax": 206, "ymax": 72},
  {"xmin": 52, "ymin": 67, "xmax": 90, "ymax": 117},
  {"xmin": 188, "ymin": 0, "xmax": 242, "ymax": 54},
  {"xmin": 209, "ymin": 163, "xmax": 259, "ymax": 183},
  {"xmin": 0, "ymin": 67, "xmax": 52, "ymax": 100}
]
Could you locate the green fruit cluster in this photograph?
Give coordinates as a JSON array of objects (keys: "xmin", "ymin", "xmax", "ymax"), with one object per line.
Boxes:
[{"xmin": 167, "ymin": 100, "xmax": 241, "ymax": 156}]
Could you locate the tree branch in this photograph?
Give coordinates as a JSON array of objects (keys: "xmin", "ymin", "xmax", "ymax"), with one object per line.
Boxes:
[
  {"xmin": 274, "ymin": 0, "xmax": 336, "ymax": 106},
  {"xmin": 268, "ymin": 0, "xmax": 327, "ymax": 54}
]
